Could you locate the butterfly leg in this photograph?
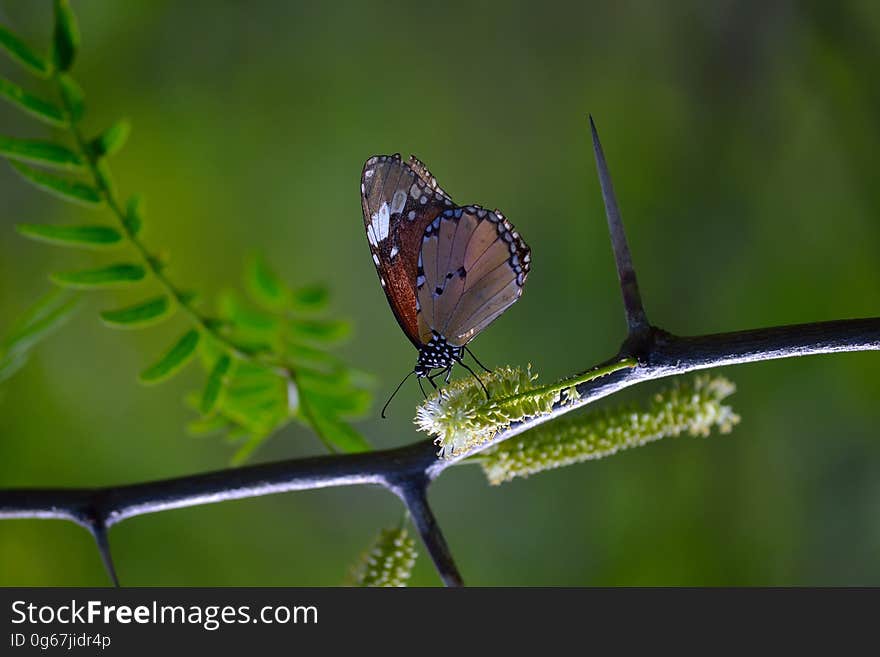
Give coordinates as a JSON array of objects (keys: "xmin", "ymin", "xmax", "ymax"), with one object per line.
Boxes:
[
  {"xmin": 417, "ymin": 376, "xmax": 429, "ymax": 399},
  {"xmin": 426, "ymin": 373, "xmax": 439, "ymax": 390},
  {"xmin": 444, "ymin": 367, "xmax": 452, "ymax": 384},
  {"xmin": 457, "ymin": 359, "xmax": 489, "ymax": 399},
  {"xmin": 464, "ymin": 346, "xmax": 492, "ymax": 374}
]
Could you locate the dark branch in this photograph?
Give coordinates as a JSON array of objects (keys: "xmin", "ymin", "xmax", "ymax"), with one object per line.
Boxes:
[
  {"xmin": 392, "ymin": 479, "xmax": 464, "ymax": 587},
  {"xmin": 589, "ymin": 115, "xmax": 649, "ymax": 336},
  {"xmin": 2, "ymin": 318, "xmax": 878, "ymax": 525}
]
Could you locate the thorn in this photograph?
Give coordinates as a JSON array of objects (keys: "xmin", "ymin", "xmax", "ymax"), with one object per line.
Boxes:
[
  {"xmin": 91, "ymin": 522, "xmax": 120, "ymax": 587},
  {"xmin": 589, "ymin": 116, "xmax": 650, "ymax": 336}
]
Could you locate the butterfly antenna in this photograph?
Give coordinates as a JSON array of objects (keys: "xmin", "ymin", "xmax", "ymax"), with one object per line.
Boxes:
[
  {"xmin": 458, "ymin": 360, "xmax": 489, "ymax": 399},
  {"xmin": 381, "ymin": 370, "xmax": 416, "ymax": 419},
  {"xmin": 464, "ymin": 346, "xmax": 492, "ymax": 373}
]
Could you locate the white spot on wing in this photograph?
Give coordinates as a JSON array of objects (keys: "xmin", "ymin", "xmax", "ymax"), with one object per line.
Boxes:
[
  {"xmin": 372, "ymin": 253, "xmax": 380, "ymax": 267},
  {"xmin": 378, "ymin": 202, "xmax": 390, "ymax": 240},
  {"xmin": 390, "ymin": 245, "xmax": 399, "ymax": 259},
  {"xmin": 390, "ymin": 190, "xmax": 407, "ymax": 215},
  {"xmin": 370, "ymin": 202, "xmax": 390, "ymax": 244}
]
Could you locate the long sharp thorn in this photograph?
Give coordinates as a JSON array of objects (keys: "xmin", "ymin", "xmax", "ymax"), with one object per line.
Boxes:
[
  {"xmin": 589, "ymin": 115, "xmax": 649, "ymax": 335},
  {"xmin": 91, "ymin": 523, "xmax": 120, "ymax": 587}
]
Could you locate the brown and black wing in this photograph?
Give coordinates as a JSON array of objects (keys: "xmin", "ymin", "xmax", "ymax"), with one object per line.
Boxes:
[
  {"xmin": 415, "ymin": 205, "xmax": 530, "ymax": 346},
  {"xmin": 361, "ymin": 154, "xmax": 453, "ymax": 348}
]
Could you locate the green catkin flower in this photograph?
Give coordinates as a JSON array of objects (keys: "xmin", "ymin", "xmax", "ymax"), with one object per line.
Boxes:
[
  {"xmin": 478, "ymin": 374, "xmax": 740, "ymax": 485},
  {"xmin": 350, "ymin": 527, "xmax": 417, "ymax": 587},
  {"xmin": 415, "ymin": 365, "xmax": 558, "ymax": 459},
  {"xmin": 415, "ymin": 361, "xmax": 636, "ymax": 460}
]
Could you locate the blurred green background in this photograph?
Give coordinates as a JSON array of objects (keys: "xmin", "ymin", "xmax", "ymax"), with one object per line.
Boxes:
[{"xmin": 2, "ymin": 0, "xmax": 880, "ymax": 586}]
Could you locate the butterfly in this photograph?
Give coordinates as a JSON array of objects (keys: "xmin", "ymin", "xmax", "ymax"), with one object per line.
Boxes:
[{"xmin": 360, "ymin": 154, "xmax": 531, "ymax": 415}]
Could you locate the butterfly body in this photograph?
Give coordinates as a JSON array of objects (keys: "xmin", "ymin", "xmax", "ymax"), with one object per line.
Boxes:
[
  {"xmin": 414, "ymin": 334, "xmax": 463, "ymax": 378},
  {"xmin": 361, "ymin": 154, "xmax": 530, "ymax": 390}
]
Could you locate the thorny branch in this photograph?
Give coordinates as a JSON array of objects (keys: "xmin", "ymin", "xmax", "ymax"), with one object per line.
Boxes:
[{"xmin": 1, "ymin": 121, "xmax": 879, "ymax": 586}]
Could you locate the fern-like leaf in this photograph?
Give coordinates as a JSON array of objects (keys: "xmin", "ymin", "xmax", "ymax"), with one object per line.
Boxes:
[{"xmin": 187, "ymin": 256, "xmax": 372, "ymax": 461}]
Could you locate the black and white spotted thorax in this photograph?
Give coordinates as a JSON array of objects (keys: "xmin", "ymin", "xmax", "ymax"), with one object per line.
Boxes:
[{"xmin": 415, "ymin": 333, "xmax": 463, "ymax": 376}]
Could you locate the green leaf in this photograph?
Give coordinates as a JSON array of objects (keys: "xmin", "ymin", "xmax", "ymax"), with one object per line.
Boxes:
[
  {"xmin": 305, "ymin": 386, "xmax": 372, "ymax": 418},
  {"xmin": 124, "ymin": 194, "xmax": 144, "ymax": 236},
  {"xmin": 287, "ymin": 318, "xmax": 351, "ymax": 345},
  {"xmin": 306, "ymin": 404, "xmax": 371, "ymax": 453},
  {"xmin": 16, "ymin": 223, "xmax": 122, "ymax": 249},
  {"xmin": 9, "ymin": 161, "xmax": 101, "ymax": 206},
  {"xmin": 230, "ymin": 431, "xmax": 272, "ymax": 466},
  {"xmin": 3, "ymin": 290, "xmax": 79, "ymax": 356},
  {"xmin": 6, "ymin": 289, "xmax": 69, "ymax": 338},
  {"xmin": 284, "ymin": 341, "xmax": 344, "ymax": 373},
  {"xmin": 92, "ymin": 119, "xmax": 130, "ymax": 157},
  {"xmin": 246, "ymin": 252, "xmax": 290, "ymax": 311},
  {"xmin": 0, "ymin": 25, "xmax": 50, "ymax": 76},
  {"xmin": 0, "ymin": 77, "xmax": 66, "ymax": 126},
  {"xmin": 51, "ymin": 263, "xmax": 145, "ymax": 289},
  {"xmin": 187, "ymin": 413, "xmax": 231, "ymax": 437},
  {"xmin": 99, "ymin": 296, "xmax": 172, "ymax": 328},
  {"xmin": 218, "ymin": 292, "xmax": 278, "ymax": 333},
  {"xmin": 139, "ymin": 329, "xmax": 200, "ymax": 385},
  {"xmin": 51, "ymin": 0, "xmax": 80, "ymax": 72},
  {"xmin": 57, "ymin": 73, "xmax": 84, "ymax": 121},
  {"xmin": 291, "ymin": 284, "xmax": 329, "ymax": 313},
  {"xmin": 0, "ymin": 136, "xmax": 83, "ymax": 169},
  {"xmin": 0, "ymin": 289, "xmax": 79, "ymax": 383},
  {"xmin": 201, "ymin": 354, "xmax": 232, "ymax": 413}
]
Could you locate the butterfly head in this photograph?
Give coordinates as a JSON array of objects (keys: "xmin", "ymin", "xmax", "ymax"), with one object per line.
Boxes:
[{"xmin": 415, "ymin": 333, "xmax": 463, "ymax": 377}]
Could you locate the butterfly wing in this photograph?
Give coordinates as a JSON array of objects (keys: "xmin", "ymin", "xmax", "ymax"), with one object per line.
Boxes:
[
  {"xmin": 416, "ymin": 205, "xmax": 530, "ymax": 346},
  {"xmin": 361, "ymin": 154, "xmax": 453, "ymax": 348}
]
